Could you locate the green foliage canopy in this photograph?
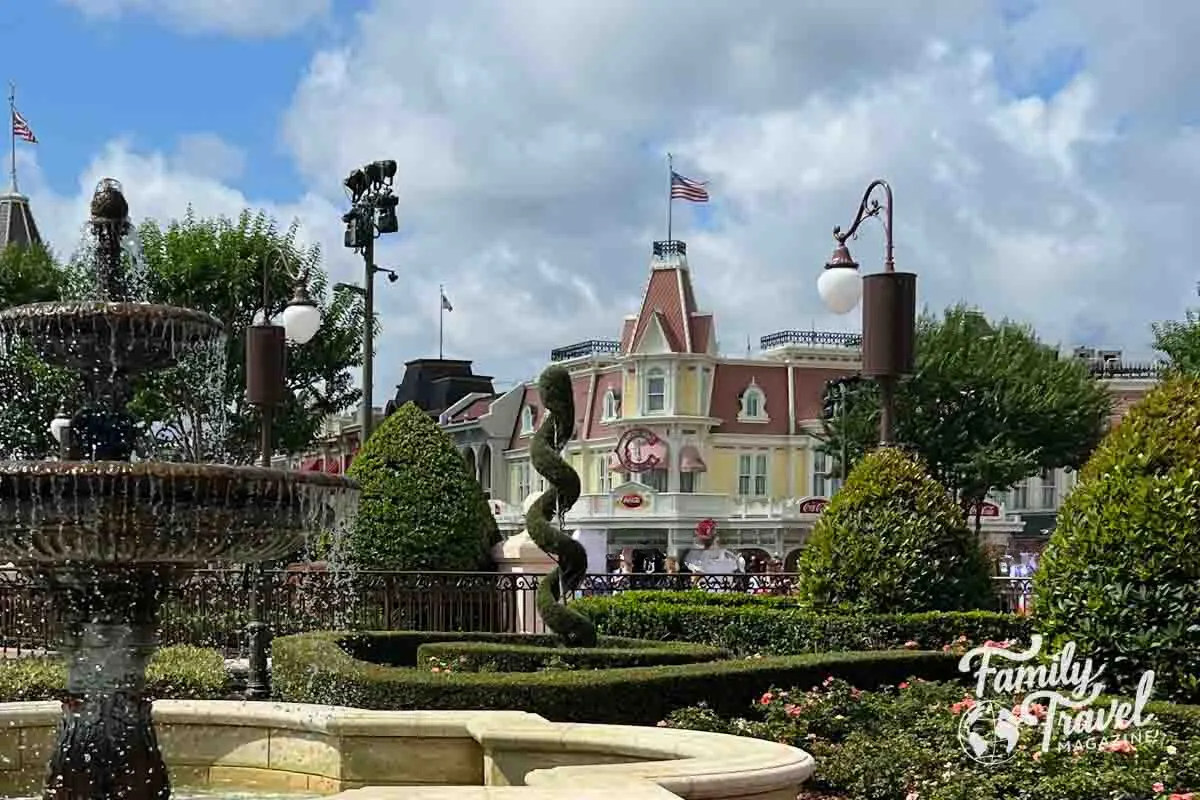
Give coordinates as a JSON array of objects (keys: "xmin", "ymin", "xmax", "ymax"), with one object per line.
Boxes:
[
  {"xmin": 796, "ymin": 447, "xmax": 995, "ymax": 614},
  {"xmin": 821, "ymin": 305, "xmax": 1111, "ymax": 511},
  {"xmin": 131, "ymin": 209, "xmax": 365, "ymax": 462}
]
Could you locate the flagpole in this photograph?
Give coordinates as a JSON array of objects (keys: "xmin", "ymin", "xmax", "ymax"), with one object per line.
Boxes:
[
  {"xmin": 438, "ymin": 284, "xmax": 444, "ymax": 360},
  {"xmin": 8, "ymin": 82, "xmax": 16, "ymax": 193},
  {"xmin": 666, "ymin": 152, "xmax": 674, "ymax": 242}
]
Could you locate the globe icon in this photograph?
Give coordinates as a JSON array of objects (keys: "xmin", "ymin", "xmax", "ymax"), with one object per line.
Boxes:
[{"xmin": 957, "ymin": 700, "xmax": 1022, "ymax": 765}]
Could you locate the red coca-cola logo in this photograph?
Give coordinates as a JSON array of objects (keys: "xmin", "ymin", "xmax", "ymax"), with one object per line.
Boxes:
[
  {"xmin": 619, "ymin": 493, "xmax": 644, "ymax": 509},
  {"xmin": 970, "ymin": 501, "xmax": 1001, "ymax": 518},
  {"xmin": 799, "ymin": 498, "xmax": 829, "ymax": 514}
]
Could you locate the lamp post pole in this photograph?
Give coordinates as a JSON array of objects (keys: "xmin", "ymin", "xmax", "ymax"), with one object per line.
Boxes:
[
  {"xmin": 243, "ymin": 248, "xmax": 322, "ymax": 700},
  {"xmin": 361, "ymin": 232, "xmax": 375, "ymax": 441},
  {"xmin": 817, "ymin": 179, "xmax": 916, "ymax": 447}
]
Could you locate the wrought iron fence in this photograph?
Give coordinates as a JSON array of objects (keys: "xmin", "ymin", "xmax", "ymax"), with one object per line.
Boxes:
[
  {"xmin": 993, "ymin": 576, "xmax": 1034, "ymax": 615},
  {"xmin": 0, "ymin": 570, "xmax": 1034, "ymax": 657}
]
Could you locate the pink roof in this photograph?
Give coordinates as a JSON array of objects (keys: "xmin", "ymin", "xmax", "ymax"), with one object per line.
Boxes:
[{"xmin": 710, "ymin": 363, "xmax": 790, "ymax": 435}]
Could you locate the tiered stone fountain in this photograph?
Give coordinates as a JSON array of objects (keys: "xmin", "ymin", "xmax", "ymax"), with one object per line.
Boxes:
[{"xmin": 0, "ymin": 179, "xmax": 356, "ymax": 799}]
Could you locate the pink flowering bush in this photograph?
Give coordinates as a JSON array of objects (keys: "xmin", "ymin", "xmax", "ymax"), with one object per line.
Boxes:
[{"xmin": 662, "ymin": 677, "xmax": 1198, "ymax": 800}]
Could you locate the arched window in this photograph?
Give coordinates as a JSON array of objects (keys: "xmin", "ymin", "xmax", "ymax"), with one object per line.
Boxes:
[
  {"xmin": 520, "ymin": 404, "xmax": 536, "ymax": 434},
  {"xmin": 645, "ymin": 368, "xmax": 667, "ymax": 413},
  {"xmin": 738, "ymin": 380, "xmax": 769, "ymax": 422},
  {"xmin": 602, "ymin": 389, "xmax": 621, "ymax": 421}
]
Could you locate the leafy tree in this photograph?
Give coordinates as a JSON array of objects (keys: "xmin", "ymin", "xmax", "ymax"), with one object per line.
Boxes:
[
  {"xmin": 131, "ymin": 209, "xmax": 364, "ymax": 462},
  {"xmin": 1034, "ymin": 376, "xmax": 1200, "ymax": 702},
  {"xmin": 821, "ymin": 305, "xmax": 1111, "ymax": 520},
  {"xmin": 796, "ymin": 447, "xmax": 994, "ymax": 613},
  {"xmin": 346, "ymin": 401, "xmax": 495, "ymax": 570},
  {"xmin": 0, "ymin": 244, "xmax": 81, "ymax": 458},
  {"xmin": 1152, "ymin": 309, "xmax": 1200, "ymax": 375}
]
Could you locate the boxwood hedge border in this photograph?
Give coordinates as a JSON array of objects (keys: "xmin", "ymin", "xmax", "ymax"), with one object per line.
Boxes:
[{"xmin": 273, "ymin": 630, "xmax": 963, "ymax": 724}]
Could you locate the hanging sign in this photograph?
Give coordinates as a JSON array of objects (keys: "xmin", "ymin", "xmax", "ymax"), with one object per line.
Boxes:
[
  {"xmin": 798, "ymin": 498, "xmax": 829, "ymax": 514},
  {"xmin": 614, "ymin": 427, "xmax": 665, "ymax": 473}
]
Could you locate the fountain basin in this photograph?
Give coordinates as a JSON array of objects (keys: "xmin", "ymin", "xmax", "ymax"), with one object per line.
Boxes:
[
  {"xmin": 0, "ymin": 461, "xmax": 356, "ymax": 564},
  {"xmin": 0, "ymin": 302, "xmax": 223, "ymax": 375},
  {"xmin": 0, "ymin": 701, "xmax": 811, "ymax": 800}
]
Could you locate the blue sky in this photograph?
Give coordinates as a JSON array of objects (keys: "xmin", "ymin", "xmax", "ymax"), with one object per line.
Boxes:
[{"xmin": 6, "ymin": 2, "xmax": 333, "ymax": 199}]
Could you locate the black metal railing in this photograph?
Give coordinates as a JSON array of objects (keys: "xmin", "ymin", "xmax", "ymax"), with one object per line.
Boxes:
[
  {"xmin": 1084, "ymin": 361, "xmax": 1164, "ymax": 379},
  {"xmin": 0, "ymin": 571, "xmax": 1034, "ymax": 656},
  {"xmin": 549, "ymin": 339, "xmax": 622, "ymax": 362},
  {"xmin": 653, "ymin": 240, "xmax": 687, "ymax": 257},
  {"xmin": 993, "ymin": 576, "xmax": 1033, "ymax": 614},
  {"xmin": 760, "ymin": 330, "xmax": 863, "ymax": 350}
]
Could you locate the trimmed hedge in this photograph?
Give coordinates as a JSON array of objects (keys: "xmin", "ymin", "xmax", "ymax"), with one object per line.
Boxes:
[
  {"xmin": 417, "ymin": 639, "xmax": 722, "ymax": 673},
  {"xmin": 573, "ymin": 596, "xmax": 1033, "ymax": 655},
  {"xmin": 273, "ymin": 630, "xmax": 963, "ymax": 724},
  {"xmin": 596, "ymin": 590, "xmax": 806, "ymax": 608},
  {"xmin": 0, "ymin": 645, "xmax": 228, "ymax": 701}
]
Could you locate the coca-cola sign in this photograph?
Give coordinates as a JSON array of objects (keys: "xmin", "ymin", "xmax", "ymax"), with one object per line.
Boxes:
[
  {"xmin": 618, "ymin": 493, "xmax": 645, "ymax": 509},
  {"xmin": 970, "ymin": 500, "xmax": 1001, "ymax": 518},
  {"xmin": 798, "ymin": 497, "xmax": 829, "ymax": 514}
]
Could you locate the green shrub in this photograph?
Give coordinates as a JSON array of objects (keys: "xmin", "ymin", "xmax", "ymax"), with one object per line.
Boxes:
[
  {"xmin": 347, "ymin": 402, "xmax": 494, "ymax": 571},
  {"xmin": 591, "ymin": 589, "xmax": 805, "ymax": 608},
  {"xmin": 797, "ymin": 447, "xmax": 995, "ymax": 613},
  {"xmin": 416, "ymin": 638, "xmax": 722, "ymax": 673},
  {"xmin": 273, "ymin": 630, "xmax": 961, "ymax": 724},
  {"xmin": 573, "ymin": 596, "xmax": 1031, "ymax": 655},
  {"xmin": 1035, "ymin": 375, "xmax": 1200, "ymax": 703},
  {"xmin": 665, "ymin": 676, "xmax": 1200, "ymax": 800},
  {"xmin": 0, "ymin": 645, "xmax": 228, "ymax": 701}
]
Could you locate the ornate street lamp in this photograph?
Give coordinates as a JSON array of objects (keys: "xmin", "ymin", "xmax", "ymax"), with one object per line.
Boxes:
[
  {"xmin": 818, "ymin": 179, "xmax": 916, "ymax": 446},
  {"xmin": 48, "ymin": 405, "xmax": 72, "ymax": 460},
  {"xmin": 243, "ymin": 248, "xmax": 321, "ymax": 700}
]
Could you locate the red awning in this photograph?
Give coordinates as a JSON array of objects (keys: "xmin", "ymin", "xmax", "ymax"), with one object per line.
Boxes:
[
  {"xmin": 679, "ymin": 444, "xmax": 707, "ymax": 473},
  {"xmin": 300, "ymin": 457, "xmax": 323, "ymax": 472}
]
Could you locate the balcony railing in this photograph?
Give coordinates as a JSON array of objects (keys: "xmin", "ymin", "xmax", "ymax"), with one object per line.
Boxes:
[
  {"xmin": 760, "ymin": 330, "xmax": 862, "ymax": 350},
  {"xmin": 550, "ymin": 339, "xmax": 622, "ymax": 362},
  {"xmin": 652, "ymin": 240, "xmax": 687, "ymax": 258},
  {"xmin": 1084, "ymin": 361, "xmax": 1164, "ymax": 379}
]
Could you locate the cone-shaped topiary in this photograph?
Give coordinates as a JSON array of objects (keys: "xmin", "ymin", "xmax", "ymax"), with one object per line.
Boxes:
[
  {"xmin": 1034, "ymin": 375, "xmax": 1200, "ymax": 702},
  {"xmin": 797, "ymin": 447, "xmax": 994, "ymax": 613},
  {"xmin": 346, "ymin": 401, "xmax": 493, "ymax": 571},
  {"xmin": 526, "ymin": 365, "xmax": 596, "ymax": 647}
]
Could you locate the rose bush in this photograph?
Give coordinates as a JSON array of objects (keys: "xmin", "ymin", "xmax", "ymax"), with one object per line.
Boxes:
[{"xmin": 663, "ymin": 676, "xmax": 1198, "ymax": 800}]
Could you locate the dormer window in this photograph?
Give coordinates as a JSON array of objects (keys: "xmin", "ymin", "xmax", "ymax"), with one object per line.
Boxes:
[
  {"xmin": 602, "ymin": 389, "xmax": 621, "ymax": 421},
  {"xmin": 737, "ymin": 380, "xmax": 769, "ymax": 423},
  {"xmin": 645, "ymin": 368, "xmax": 666, "ymax": 414},
  {"xmin": 520, "ymin": 404, "xmax": 536, "ymax": 435}
]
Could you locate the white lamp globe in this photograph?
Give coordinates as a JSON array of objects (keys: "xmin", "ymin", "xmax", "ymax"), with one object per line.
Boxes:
[
  {"xmin": 817, "ymin": 267, "xmax": 863, "ymax": 315},
  {"xmin": 48, "ymin": 412, "xmax": 71, "ymax": 445},
  {"xmin": 281, "ymin": 300, "xmax": 322, "ymax": 344}
]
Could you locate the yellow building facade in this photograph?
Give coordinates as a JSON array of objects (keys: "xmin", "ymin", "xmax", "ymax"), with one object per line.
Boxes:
[{"xmin": 441, "ymin": 240, "xmax": 1025, "ymax": 573}]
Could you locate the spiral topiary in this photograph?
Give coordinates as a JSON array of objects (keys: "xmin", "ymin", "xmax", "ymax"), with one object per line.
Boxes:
[{"xmin": 526, "ymin": 365, "xmax": 596, "ymax": 647}]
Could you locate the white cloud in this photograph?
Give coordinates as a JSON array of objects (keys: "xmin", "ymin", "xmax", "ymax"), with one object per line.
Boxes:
[
  {"xmin": 59, "ymin": 0, "xmax": 330, "ymax": 37},
  {"xmin": 32, "ymin": 0, "xmax": 1200, "ymax": 400}
]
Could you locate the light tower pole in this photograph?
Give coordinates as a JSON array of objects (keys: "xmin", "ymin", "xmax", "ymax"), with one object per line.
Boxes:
[{"xmin": 341, "ymin": 160, "xmax": 400, "ymax": 443}]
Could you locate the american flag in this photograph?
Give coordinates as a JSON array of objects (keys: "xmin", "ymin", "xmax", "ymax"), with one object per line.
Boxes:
[
  {"xmin": 670, "ymin": 171, "xmax": 709, "ymax": 202},
  {"xmin": 441, "ymin": 291, "xmax": 453, "ymax": 312},
  {"xmin": 11, "ymin": 110, "xmax": 36, "ymax": 144}
]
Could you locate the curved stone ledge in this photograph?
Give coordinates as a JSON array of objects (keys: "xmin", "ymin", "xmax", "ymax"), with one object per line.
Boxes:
[{"xmin": 0, "ymin": 700, "xmax": 813, "ymax": 800}]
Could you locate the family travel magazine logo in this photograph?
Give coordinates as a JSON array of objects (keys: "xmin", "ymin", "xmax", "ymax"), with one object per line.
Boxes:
[{"xmin": 954, "ymin": 634, "xmax": 1159, "ymax": 764}]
